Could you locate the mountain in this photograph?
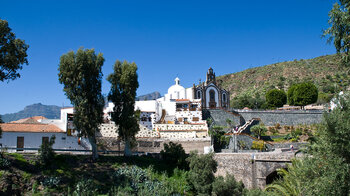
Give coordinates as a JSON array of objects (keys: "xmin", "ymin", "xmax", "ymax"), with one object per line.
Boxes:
[
  {"xmin": 136, "ymin": 91, "xmax": 161, "ymax": 101},
  {"xmin": 218, "ymin": 54, "xmax": 348, "ymax": 104},
  {"xmin": 1, "ymin": 103, "xmax": 61, "ymax": 122}
]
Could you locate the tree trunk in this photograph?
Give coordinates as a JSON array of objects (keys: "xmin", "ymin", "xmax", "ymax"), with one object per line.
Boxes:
[
  {"xmin": 124, "ymin": 139, "xmax": 132, "ymax": 156},
  {"xmin": 88, "ymin": 136, "xmax": 99, "ymax": 160}
]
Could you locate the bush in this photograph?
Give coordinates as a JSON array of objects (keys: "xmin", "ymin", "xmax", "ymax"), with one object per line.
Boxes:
[
  {"xmin": 212, "ymin": 174, "xmax": 244, "ymax": 196},
  {"xmin": 70, "ymin": 179, "xmax": 98, "ymax": 196},
  {"xmin": 112, "ymin": 166, "xmax": 171, "ymax": 195},
  {"xmin": 186, "ymin": 152, "xmax": 217, "ymax": 195},
  {"xmin": 251, "ymin": 141, "xmax": 266, "ymax": 151},
  {"xmin": 160, "ymin": 142, "xmax": 188, "ymax": 169},
  {"xmin": 41, "ymin": 176, "xmax": 61, "ymax": 188},
  {"xmin": 266, "ymin": 89, "xmax": 287, "ymax": 108},
  {"xmin": 38, "ymin": 135, "xmax": 56, "ymax": 167},
  {"xmin": 0, "ymin": 156, "xmax": 10, "ymax": 169}
]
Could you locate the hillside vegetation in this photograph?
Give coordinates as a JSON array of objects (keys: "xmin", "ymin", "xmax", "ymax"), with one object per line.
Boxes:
[{"xmin": 218, "ymin": 54, "xmax": 348, "ymax": 106}]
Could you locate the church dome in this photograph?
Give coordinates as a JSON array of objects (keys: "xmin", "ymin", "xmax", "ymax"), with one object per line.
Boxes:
[{"xmin": 167, "ymin": 77, "xmax": 185, "ymax": 98}]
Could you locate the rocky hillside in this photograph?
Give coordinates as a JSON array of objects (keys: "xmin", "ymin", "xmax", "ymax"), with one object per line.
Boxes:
[
  {"xmin": 1, "ymin": 103, "xmax": 61, "ymax": 122},
  {"xmin": 218, "ymin": 54, "xmax": 348, "ymax": 103}
]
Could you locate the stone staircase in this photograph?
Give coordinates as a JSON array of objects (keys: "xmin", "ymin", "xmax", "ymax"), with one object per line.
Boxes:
[{"xmin": 237, "ymin": 118, "xmax": 260, "ymax": 134}]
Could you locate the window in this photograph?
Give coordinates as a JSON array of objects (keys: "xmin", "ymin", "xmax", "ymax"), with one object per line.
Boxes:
[
  {"xmin": 223, "ymin": 94, "xmax": 226, "ymax": 102},
  {"xmin": 184, "ymin": 118, "xmax": 188, "ymax": 123},
  {"xmin": 197, "ymin": 91, "xmax": 201, "ymax": 99},
  {"xmin": 209, "ymin": 90, "xmax": 215, "ymax": 101}
]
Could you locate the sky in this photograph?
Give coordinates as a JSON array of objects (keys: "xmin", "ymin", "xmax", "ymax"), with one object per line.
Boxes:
[{"xmin": 0, "ymin": 0, "xmax": 337, "ymax": 114}]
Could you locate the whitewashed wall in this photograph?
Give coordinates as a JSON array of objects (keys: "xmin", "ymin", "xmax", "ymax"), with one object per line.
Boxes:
[
  {"xmin": 154, "ymin": 123, "xmax": 208, "ymax": 131},
  {"xmin": 0, "ymin": 132, "xmax": 90, "ymax": 153}
]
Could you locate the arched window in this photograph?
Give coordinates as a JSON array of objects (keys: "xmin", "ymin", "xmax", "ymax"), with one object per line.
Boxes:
[
  {"xmin": 197, "ymin": 91, "xmax": 201, "ymax": 99},
  {"xmin": 222, "ymin": 93, "xmax": 226, "ymax": 102},
  {"xmin": 209, "ymin": 90, "xmax": 215, "ymax": 102}
]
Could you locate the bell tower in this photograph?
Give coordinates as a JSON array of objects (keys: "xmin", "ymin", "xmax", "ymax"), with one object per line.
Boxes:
[{"xmin": 206, "ymin": 67, "xmax": 216, "ymax": 85}]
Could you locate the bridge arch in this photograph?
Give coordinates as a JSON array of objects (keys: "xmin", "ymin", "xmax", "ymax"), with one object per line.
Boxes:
[{"xmin": 265, "ymin": 168, "xmax": 287, "ymax": 185}]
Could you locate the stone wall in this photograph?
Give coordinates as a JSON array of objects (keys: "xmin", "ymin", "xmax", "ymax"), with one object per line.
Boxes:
[
  {"xmin": 238, "ymin": 110, "xmax": 324, "ymax": 126},
  {"xmin": 98, "ymin": 123, "xmax": 208, "ymax": 139},
  {"xmin": 97, "ymin": 137, "xmax": 211, "ymax": 154},
  {"xmin": 214, "ymin": 152, "xmax": 294, "ymax": 189}
]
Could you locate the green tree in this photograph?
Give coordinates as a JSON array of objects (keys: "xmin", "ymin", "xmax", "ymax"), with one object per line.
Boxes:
[
  {"xmin": 265, "ymin": 89, "xmax": 287, "ymax": 108},
  {"xmin": 212, "ymin": 173, "xmax": 245, "ymax": 196},
  {"xmin": 287, "ymin": 84, "xmax": 297, "ymax": 105},
  {"xmin": 250, "ymin": 125, "xmax": 267, "ymax": 140},
  {"xmin": 266, "ymin": 94, "xmax": 350, "ymax": 195},
  {"xmin": 0, "ymin": 19, "xmax": 29, "ymax": 138},
  {"xmin": 107, "ymin": 60, "xmax": 139, "ymax": 156},
  {"xmin": 38, "ymin": 135, "xmax": 56, "ymax": 167},
  {"xmin": 323, "ymin": 2, "xmax": 350, "ymax": 66},
  {"xmin": 160, "ymin": 142, "xmax": 188, "ymax": 169},
  {"xmin": 0, "ymin": 19, "xmax": 29, "ymax": 82},
  {"xmin": 58, "ymin": 48, "xmax": 105, "ymax": 160},
  {"xmin": 186, "ymin": 152, "xmax": 217, "ymax": 195},
  {"xmin": 293, "ymin": 82, "xmax": 318, "ymax": 107}
]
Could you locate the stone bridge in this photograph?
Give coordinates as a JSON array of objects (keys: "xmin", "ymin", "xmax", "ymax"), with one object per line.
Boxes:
[{"xmin": 214, "ymin": 150, "xmax": 295, "ymax": 189}]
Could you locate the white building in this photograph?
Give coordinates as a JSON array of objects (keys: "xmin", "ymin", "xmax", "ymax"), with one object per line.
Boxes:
[
  {"xmin": 99, "ymin": 68, "xmax": 229, "ymax": 139},
  {"xmin": 0, "ymin": 117, "xmax": 90, "ymax": 153}
]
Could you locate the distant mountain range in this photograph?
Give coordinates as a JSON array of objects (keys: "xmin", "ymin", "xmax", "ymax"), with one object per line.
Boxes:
[
  {"xmin": 1, "ymin": 92, "xmax": 162, "ymax": 122},
  {"xmin": 136, "ymin": 91, "xmax": 161, "ymax": 101},
  {"xmin": 1, "ymin": 103, "xmax": 61, "ymax": 123}
]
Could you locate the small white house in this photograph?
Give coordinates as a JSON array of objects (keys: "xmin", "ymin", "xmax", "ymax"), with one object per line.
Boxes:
[{"xmin": 0, "ymin": 119, "xmax": 90, "ymax": 153}]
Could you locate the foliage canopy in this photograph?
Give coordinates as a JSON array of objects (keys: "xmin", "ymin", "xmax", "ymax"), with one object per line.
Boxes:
[
  {"xmin": 186, "ymin": 152, "xmax": 217, "ymax": 195},
  {"xmin": 265, "ymin": 89, "xmax": 287, "ymax": 108},
  {"xmin": 287, "ymin": 82, "xmax": 318, "ymax": 106},
  {"xmin": 0, "ymin": 19, "xmax": 29, "ymax": 82},
  {"xmin": 58, "ymin": 48, "xmax": 105, "ymax": 159},
  {"xmin": 107, "ymin": 60, "xmax": 139, "ymax": 156}
]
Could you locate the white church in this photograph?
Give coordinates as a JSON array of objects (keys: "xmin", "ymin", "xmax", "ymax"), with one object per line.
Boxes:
[
  {"xmin": 100, "ymin": 67, "xmax": 230, "ymax": 139},
  {"xmin": 0, "ymin": 68, "xmax": 230, "ymax": 152}
]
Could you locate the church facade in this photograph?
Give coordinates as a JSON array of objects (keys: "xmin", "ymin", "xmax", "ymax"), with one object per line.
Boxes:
[{"xmin": 193, "ymin": 67, "xmax": 230, "ymax": 109}]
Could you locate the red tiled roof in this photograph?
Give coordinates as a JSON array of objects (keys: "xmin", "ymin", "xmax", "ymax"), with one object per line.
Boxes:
[
  {"xmin": 176, "ymin": 99, "xmax": 190, "ymax": 102},
  {"xmin": 0, "ymin": 123, "xmax": 64, "ymax": 133},
  {"xmin": 10, "ymin": 116, "xmax": 47, "ymax": 123}
]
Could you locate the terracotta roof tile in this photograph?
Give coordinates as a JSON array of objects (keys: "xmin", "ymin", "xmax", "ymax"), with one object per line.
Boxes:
[
  {"xmin": 0, "ymin": 123, "xmax": 64, "ymax": 133},
  {"xmin": 175, "ymin": 99, "xmax": 190, "ymax": 102},
  {"xmin": 10, "ymin": 116, "xmax": 47, "ymax": 123}
]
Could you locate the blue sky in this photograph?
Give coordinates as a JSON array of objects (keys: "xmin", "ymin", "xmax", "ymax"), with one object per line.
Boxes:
[{"xmin": 0, "ymin": 0, "xmax": 337, "ymax": 114}]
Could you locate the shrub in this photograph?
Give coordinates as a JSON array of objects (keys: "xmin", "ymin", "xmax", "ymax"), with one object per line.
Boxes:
[
  {"xmin": 41, "ymin": 176, "xmax": 61, "ymax": 188},
  {"xmin": 160, "ymin": 142, "xmax": 188, "ymax": 169},
  {"xmin": 71, "ymin": 179, "xmax": 98, "ymax": 196},
  {"xmin": 186, "ymin": 152, "xmax": 217, "ymax": 195},
  {"xmin": 251, "ymin": 141, "xmax": 266, "ymax": 151},
  {"xmin": 266, "ymin": 89, "xmax": 287, "ymax": 108},
  {"xmin": 0, "ymin": 155, "xmax": 10, "ymax": 169},
  {"xmin": 274, "ymin": 123, "xmax": 281, "ymax": 130},
  {"xmin": 212, "ymin": 174, "xmax": 244, "ymax": 196},
  {"xmin": 269, "ymin": 128, "xmax": 279, "ymax": 135},
  {"xmin": 111, "ymin": 166, "xmax": 172, "ymax": 195},
  {"xmin": 38, "ymin": 135, "xmax": 56, "ymax": 167}
]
